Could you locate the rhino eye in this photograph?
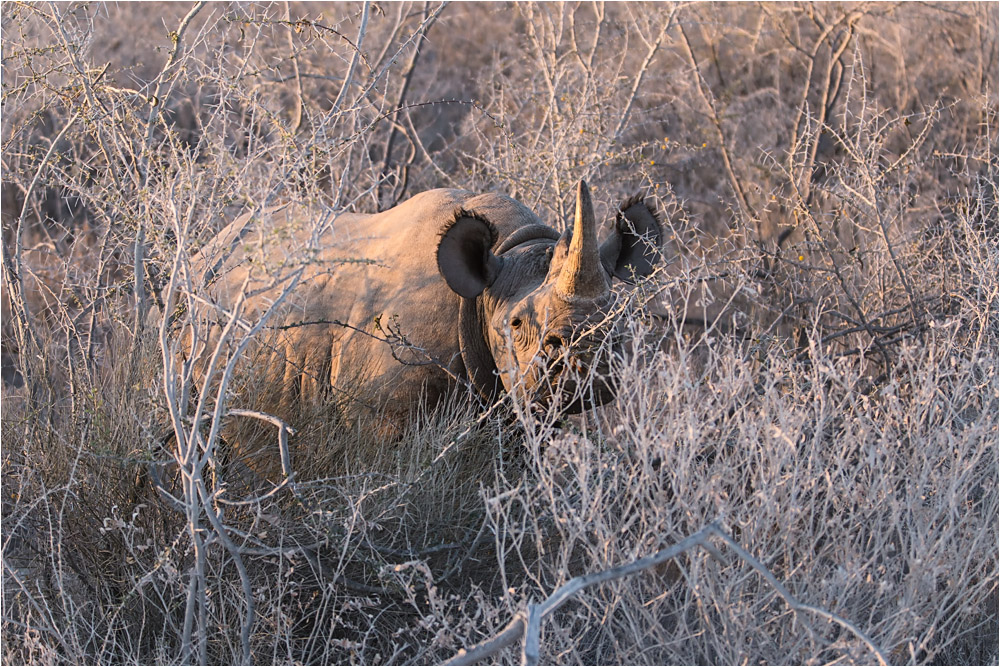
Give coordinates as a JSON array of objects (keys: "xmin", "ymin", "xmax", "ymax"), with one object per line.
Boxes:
[{"xmin": 509, "ymin": 317, "xmax": 522, "ymax": 329}]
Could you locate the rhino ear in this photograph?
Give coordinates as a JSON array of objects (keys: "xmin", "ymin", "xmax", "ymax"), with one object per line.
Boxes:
[
  {"xmin": 600, "ymin": 195, "xmax": 663, "ymax": 283},
  {"xmin": 438, "ymin": 212, "xmax": 502, "ymax": 299}
]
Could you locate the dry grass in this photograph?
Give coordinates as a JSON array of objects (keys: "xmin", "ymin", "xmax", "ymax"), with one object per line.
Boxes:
[{"xmin": 2, "ymin": 2, "xmax": 997, "ymax": 664}]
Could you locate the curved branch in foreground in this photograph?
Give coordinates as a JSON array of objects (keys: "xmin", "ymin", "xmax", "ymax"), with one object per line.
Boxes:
[{"xmin": 441, "ymin": 521, "xmax": 888, "ymax": 667}]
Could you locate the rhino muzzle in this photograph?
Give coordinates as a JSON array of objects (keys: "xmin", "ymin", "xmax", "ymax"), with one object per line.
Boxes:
[
  {"xmin": 524, "ymin": 323, "xmax": 623, "ymax": 414},
  {"xmin": 528, "ymin": 358, "xmax": 618, "ymax": 415}
]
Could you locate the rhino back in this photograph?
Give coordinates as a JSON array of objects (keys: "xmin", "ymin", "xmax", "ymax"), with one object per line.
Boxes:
[{"xmin": 187, "ymin": 189, "xmax": 541, "ymax": 428}]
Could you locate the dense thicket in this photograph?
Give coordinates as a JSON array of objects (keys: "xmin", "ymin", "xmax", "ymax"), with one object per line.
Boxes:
[{"xmin": 2, "ymin": 3, "xmax": 996, "ymax": 664}]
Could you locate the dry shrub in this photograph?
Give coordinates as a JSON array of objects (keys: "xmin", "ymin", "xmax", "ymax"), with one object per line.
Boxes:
[{"xmin": 2, "ymin": 2, "xmax": 996, "ymax": 665}]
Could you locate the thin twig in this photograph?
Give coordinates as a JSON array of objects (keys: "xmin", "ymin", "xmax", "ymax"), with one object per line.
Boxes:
[
  {"xmin": 677, "ymin": 19, "xmax": 753, "ymax": 224},
  {"xmin": 611, "ymin": 6, "xmax": 677, "ymax": 144},
  {"xmin": 283, "ymin": 1, "xmax": 305, "ymax": 134},
  {"xmin": 521, "ymin": 604, "xmax": 542, "ymax": 666},
  {"xmin": 3, "ymin": 109, "xmax": 80, "ymax": 394},
  {"xmin": 330, "ymin": 1, "xmax": 370, "ymax": 114},
  {"xmin": 705, "ymin": 525, "xmax": 889, "ymax": 666},
  {"xmin": 227, "ymin": 408, "xmax": 298, "ymax": 489}
]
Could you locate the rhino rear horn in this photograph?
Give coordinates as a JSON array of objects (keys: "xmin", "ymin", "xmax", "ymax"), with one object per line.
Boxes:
[
  {"xmin": 438, "ymin": 211, "xmax": 502, "ymax": 299},
  {"xmin": 600, "ymin": 194, "xmax": 662, "ymax": 282},
  {"xmin": 557, "ymin": 180, "xmax": 610, "ymax": 300}
]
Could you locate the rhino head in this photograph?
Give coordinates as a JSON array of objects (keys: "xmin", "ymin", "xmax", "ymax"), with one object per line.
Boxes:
[{"xmin": 437, "ymin": 180, "xmax": 661, "ymax": 413}]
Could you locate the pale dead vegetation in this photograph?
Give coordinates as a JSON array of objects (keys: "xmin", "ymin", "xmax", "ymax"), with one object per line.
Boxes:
[{"xmin": 2, "ymin": 2, "xmax": 997, "ymax": 665}]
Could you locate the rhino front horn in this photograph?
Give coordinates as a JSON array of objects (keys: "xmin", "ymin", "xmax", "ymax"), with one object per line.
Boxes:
[{"xmin": 557, "ymin": 180, "xmax": 609, "ymax": 300}]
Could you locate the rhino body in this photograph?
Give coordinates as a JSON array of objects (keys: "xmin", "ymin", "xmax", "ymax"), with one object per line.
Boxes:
[{"xmin": 186, "ymin": 182, "xmax": 661, "ymax": 436}]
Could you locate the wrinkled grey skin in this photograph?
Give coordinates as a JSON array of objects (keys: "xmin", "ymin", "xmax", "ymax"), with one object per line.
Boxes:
[{"xmin": 186, "ymin": 181, "xmax": 661, "ymax": 433}]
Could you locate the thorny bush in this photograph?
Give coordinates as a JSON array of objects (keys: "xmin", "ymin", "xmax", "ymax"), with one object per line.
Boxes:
[{"xmin": 2, "ymin": 2, "xmax": 996, "ymax": 664}]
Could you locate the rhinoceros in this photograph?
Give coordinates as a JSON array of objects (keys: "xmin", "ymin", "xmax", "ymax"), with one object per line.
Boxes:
[{"xmin": 184, "ymin": 181, "xmax": 661, "ymax": 439}]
